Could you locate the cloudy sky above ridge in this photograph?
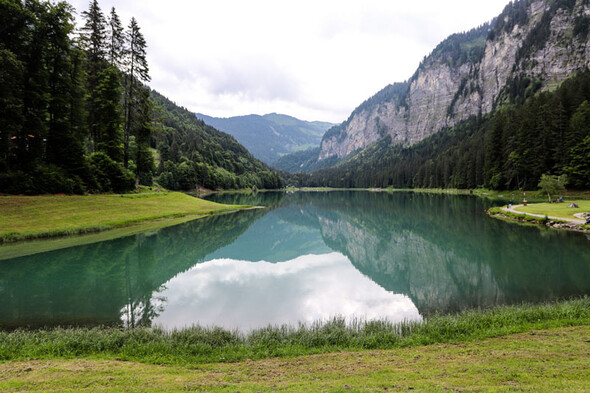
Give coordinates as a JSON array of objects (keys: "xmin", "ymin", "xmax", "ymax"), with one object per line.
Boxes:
[{"xmin": 66, "ymin": 0, "xmax": 510, "ymax": 123}]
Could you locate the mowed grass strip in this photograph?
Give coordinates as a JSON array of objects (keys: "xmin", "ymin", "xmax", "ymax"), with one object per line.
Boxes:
[
  {"xmin": 0, "ymin": 326, "xmax": 588, "ymax": 392},
  {"xmin": 0, "ymin": 192, "xmax": 248, "ymax": 242},
  {"xmin": 515, "ymin": 200, "xmax": 590, "ymax": 220}
]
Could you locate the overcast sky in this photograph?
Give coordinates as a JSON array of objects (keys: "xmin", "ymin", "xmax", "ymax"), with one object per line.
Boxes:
[{"xmin": 66, "ymin": 0, "xmax": 510, "ymax": 123}]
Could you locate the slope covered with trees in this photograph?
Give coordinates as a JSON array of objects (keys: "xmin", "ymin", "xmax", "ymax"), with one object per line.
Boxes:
[
  {"xmin": 296, "ymin": 70, "xmax": 590, "ymax": 190},
  {"xmin": 152, "ymin": 92, "xmax": 283, "ymax": 191},
  {"xmin": 0, "ymin": 0, "xmax": 282, "ymax": 194}
]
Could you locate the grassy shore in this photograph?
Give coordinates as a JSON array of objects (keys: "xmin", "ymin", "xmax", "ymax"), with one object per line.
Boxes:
[
  {"xmin": 488, "ymin": 201, "xmax": 590, "ymax": 231},
  {"xmin": 0, "ymin": 298, "xmax": 588, "ymax": 391},
  {"xmin": 1, "ymin": 325, "xmax": 588, "ymax": 392},
  {"xmin": 515, "ymin": 200, "xmax": 590, "ymax": 220},
  {"xmin": 1, "ymin": 298, "xmax": 588, "ymax": 365},
  {"xmin": 0, "ymin": 192, "xmax": 249, "ymax": 243}
]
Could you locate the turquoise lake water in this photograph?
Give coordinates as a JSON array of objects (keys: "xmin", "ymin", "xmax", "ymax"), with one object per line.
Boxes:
[{"xmin": 1, "ymin": 191, "xmax": 588, "ymax": 330}]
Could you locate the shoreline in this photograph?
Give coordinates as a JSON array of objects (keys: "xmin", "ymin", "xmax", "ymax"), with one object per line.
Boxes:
[
  {"xmin": 0, "ymin": 192, "xmax": 259, "ymax": 259},
  {"xmin": 487, "ymin": 205, "xmax": 589, "ymax": 233},
  {"xmin": 0, "ymin": 298, "xmax": 588, "ymax": 364},
  {"xmin": 0, "ymin": 207, "xmax": 261, "ymax": 261}
]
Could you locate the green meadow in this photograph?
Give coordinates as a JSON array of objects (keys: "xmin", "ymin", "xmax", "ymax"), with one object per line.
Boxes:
[{"xmin": 0, "ymin": 192, "xmax": 249, "ymax": 243}]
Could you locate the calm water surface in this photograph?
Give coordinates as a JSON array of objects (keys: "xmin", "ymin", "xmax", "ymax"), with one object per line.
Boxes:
[{"xmin": 1, "ymin": 191, "xmax": 589, "ymax": 330}]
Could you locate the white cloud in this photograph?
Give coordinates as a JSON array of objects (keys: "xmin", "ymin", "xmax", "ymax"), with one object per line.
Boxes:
[
  {"xmin": 150, "ymin": 253, "xmax": 421, "ymax": 331},
  {"xmin": 67, "ymin": 0, "xmax": 510, "ymax": 122}
]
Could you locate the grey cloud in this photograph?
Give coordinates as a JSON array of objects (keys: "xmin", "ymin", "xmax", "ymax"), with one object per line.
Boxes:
[{"xmin": 200, "ymin": 58, "xmax": 302, "ymax": 101}]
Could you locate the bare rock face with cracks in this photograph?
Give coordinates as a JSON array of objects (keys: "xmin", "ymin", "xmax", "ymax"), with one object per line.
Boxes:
[{"xmin": 318, "ymin": 0, "xmax": 590, "ymax": 162}]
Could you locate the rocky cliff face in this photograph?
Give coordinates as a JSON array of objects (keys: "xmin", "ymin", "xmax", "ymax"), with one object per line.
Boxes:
[{"xmin": 319, "ymin": 0, "xmax": 590, "ymax": 161}]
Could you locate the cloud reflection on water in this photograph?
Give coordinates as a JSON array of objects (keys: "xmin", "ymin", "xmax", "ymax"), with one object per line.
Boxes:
[{"xmin": 152, "ymin": 252, "xmax": 421, "ymax": 331}]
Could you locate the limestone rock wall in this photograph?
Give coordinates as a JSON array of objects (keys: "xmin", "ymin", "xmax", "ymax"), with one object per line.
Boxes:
[{"xmin": 319, "ymin": 0, "xmax": 590, "ymax": 161}]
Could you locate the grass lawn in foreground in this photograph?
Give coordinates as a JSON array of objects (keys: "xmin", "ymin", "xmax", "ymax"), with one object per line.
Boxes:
[
  {"xmin": 514, "ymin": 200, "xmax": 590, "ymax": 220},
  {"xmin": 0, "ymin": 325, "xmax": 588, "ymax": 392},
  {"xmin": 0, "ymin": 192, "xmax": 248, "ymax": 242}
]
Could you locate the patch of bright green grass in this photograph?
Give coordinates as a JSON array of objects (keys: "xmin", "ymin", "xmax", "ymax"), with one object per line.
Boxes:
[
  {"xmin": 487, "ymin": 206, "xmax": 556, "ymax": 225},
  {"xmin": 515, "ymin": 200, "xmax": 590, "ymax": 220},
  {"xmin": 0, "ymin": 214, "xmax": 220, "ymax": 261},
  {"xmin": 0, "ymin": 192, "xmax": 249, "ymax": 242}
]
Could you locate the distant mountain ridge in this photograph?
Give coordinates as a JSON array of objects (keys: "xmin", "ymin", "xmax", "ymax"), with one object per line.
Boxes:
[{"xmin": 195, "ymin": 113, "xmax": 334, "ymax": 165}]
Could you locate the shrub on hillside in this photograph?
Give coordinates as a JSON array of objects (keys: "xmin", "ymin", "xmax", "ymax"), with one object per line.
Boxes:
[{"xmin": 87, "ymin": 152, "xmax": 135, "ymax": 193}]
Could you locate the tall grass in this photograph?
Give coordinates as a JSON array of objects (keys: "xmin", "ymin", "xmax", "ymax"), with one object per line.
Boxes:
[{"xmin": 1, "ymin": 298, "xmax": 588, "ymax": 365}]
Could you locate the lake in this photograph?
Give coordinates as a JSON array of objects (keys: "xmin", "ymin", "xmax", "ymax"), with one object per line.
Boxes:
[{"xmin": 1, "ymin": 191, "xmax": 589, "ymax": 331}]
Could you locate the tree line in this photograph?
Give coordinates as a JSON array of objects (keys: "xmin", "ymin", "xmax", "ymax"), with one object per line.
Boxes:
[
  {"xmin": 0, "ymin": 0, "xmax": 282, "ymax": 194},
  {"xmin": 0, "ymin": 0, "xmax": 155, "ymax": 193}
]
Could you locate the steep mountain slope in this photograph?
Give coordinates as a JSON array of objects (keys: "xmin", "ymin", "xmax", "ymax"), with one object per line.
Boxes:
[
  {"xmin": 301, "ymin": 67, "xmax": 590, "ymax": 190},
  {"xmin": 318, "ymin": 0, "xmax": 590, "ymax": 163},
  {"xmin": 195, "ymin": 113, "xmax": 333, "ymax": 165},
  {"xmin": 272, "ymin": 147, "xmax": 340, "ymax": 173},
  {"xmin": 151, "ymin": 91, "xmax": 284, "ymax": 190}
]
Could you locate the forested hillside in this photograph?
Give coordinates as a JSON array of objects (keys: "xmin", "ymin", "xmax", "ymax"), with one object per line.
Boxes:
[
  {"xmin": 307, "ymin": 0, "xmax": 590, "ymax": 190},
  {"xmin": 152, "ymin": 92, "xmax": 283, "ymax": 190},
  {"xmin": 288, "ymin": 0, "xmax": 590, "ymax": 191},
  {"xmin": 0, "ymin": 0, "xmax": 282, "ymax": 194},
  {"xmin": 298, "ymin": 70, "xmax": 590, "ymax": 190}
]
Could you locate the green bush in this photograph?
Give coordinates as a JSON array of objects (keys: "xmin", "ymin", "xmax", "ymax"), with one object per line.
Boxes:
[{"xmin": 87, "ymin": 152, "xmax": 135, "ymax": 193}]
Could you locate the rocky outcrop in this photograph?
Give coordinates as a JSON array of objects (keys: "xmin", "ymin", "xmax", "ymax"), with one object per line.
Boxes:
[{"xmin": 319, "ymin": 0, "xmax": 590, "ymax": 161}]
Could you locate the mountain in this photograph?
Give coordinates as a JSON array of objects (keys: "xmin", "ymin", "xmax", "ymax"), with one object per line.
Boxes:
[
  {"xmin": 272, "ymin": 148, "xmax": 338, "ymax": 173},
  {"xmin": 195, "ymin": 113, "xmax": 334, "ymax": 165},
  {"xmin": 151, "ymin": 91, "xmax": 284, "ymax": 191},
  {"xmin": 289, "ymin": 0, "xmax": 590, "ymax": 191},
  {"xmin": 316, "ymin": 0, "xmax": 590, "ymax": 164}
]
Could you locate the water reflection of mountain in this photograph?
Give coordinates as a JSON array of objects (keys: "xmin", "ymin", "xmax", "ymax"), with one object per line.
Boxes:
[
  {"xmin": 206, "ymin": 205, "xmax": 331, "ymax": 263},
  {"xmin": 281, "ymin": 192, "xmax": 590, "ymax": 314},
  {"xmin": 2, "ymin": 191, "xmax": 589, "ymax": 329},
  {"xmin": 0, "ymin": 209, "xmax": 266, "ymax": 329}
]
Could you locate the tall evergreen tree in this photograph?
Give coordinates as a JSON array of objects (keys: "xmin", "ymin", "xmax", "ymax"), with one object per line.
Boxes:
[
  {"xmin": 21, "ymin": 0, "xmax": 50, "ymax": 170},
  {"xmin": 45, "ymin": 1, "xmax": 84, "ymax": 171},
  {"xmin": 94, "ymin": 66, "xmax": 123, "ymax": 162},
  {"xmin": 80, "ymin": 0, "xmax": 106, "ymax": 65},
  {"xmin": 107, "ymin": 7, "xmax": 125, "ymax": 69},
  {"xmin": 0, "ymin": 0, "xmax": 30, "ymax": 171},
  {"xmin": 123, "ymin": 17, "xmax": 150, "ymax": 170},
  {"xmin": 80, "ymin": 0, "xmax": 107, "ymax": 150},
  {"xmin": 133, "ymin": 87, "xmax": 154, "ymax": 187}
]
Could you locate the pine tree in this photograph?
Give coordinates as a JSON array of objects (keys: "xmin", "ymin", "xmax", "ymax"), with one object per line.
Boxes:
[
  {"xmin": 44, "ymin": 1, "xmax": 87, "ymax": 184},
  {"xmin": 94, "ymin": 66, "xmax": 123, "ymax": 162},
  {"xmin": 107, "ymin": 7, "xmax": 125, "ymax": 69},
  {"xmin": 123, "ymin": 17, "xmax": 151, "ymax": 170},
  {"xmin": 80, "ymin": 0, "xmax": 107, "ymax": 150},
  {"xmin": 80, "ymin": 0, "xmax": 107, "ymax": 66},
  {"xmin": 133, "ymin": 87, "xmax": 154, "ymax": 187},
  {"xmin": 0, "ymin": 0, "xmax": 30, "ymax": 172},
  {"xmin": 21, "ymin": 0, "xmax": 50, "ymax": 170}
]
